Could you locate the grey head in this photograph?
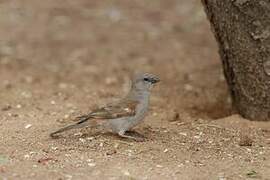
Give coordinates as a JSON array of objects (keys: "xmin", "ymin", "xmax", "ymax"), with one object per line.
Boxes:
[{"xmin": 131, "ymin": 73, "xmax": 160, "ymax": 92}]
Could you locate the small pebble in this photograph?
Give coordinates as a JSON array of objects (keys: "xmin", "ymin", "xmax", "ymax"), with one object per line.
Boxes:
[
  {"xmin": 87, "ymin": 137, "xmax": 95, "ymax": 141},
  {"xmin": 51, "ymin": 146, "xmax": 58, "ymax": 150},
  {"xmin": 246, "ymin": 148, "xmax": 252, "ymax": 152},
  {"xmin": 16, "ymin": 104, "xmax": 22, "ymax": 109},
  {"xmin": 184, "ymin": 84, "xmax": 193, "ymax": 91},
  {"xmin": 177, "ymin": 163, "xmax": 184, "ymax": 167},
  {"xmin": 74, "ymin": 132, "xmax": 83, "ymax": 136},
  {"xmin": 29, "ymin": 151, "xmax": 35, "ymax": 155},
  {"xmin": 123, "ymin": 170, "xmax": 130, "ymax": 176},
  {"xmin": 79, "ymin": 138, "xmax": 86, "ymax": 143},
  {"xmin": 64, "ymin": 114, "xmax": 70, "ymax": 119},
  {"xmin": 25, "ymin": 124, "xmax": 32, "ymax": 129},
  {"xmin": 179, "ymin": 132, "xmax": 187, "ymax": 136},
  {"xmin": 163, "ymin": 149, "xmax": 168, "ymax": 153},
  {"xmin": 64, "ymin": 174, "xmax": 72, "ymax": 180},
  {"xmin": 114, "ymin": 143, "xmax": 119, "ymax": 149},
  {"xmin": 88, "ymin": 163, "xmax": 96, "ymax": 167},
  {"xmin": 87, "ymin": 159, "xmax": 94, "ymax": 162},
  {"xmin": 21, "ymin": 91, "xmax": 32, "ymax": 98}
]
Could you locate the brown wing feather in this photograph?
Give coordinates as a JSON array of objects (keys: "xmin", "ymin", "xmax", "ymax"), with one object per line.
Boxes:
[
  {"xmin": 49, "ymin": 100, "xmax": 138, "ymax": 137},
  {"xmin": 89, "ymin": 99, "xmax": 138, "ymax": 119}
]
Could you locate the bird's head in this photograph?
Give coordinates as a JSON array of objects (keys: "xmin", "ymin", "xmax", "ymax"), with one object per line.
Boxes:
[{"xmin": 132, "ymin": 73, "xmax": 160, "ymax": 91}]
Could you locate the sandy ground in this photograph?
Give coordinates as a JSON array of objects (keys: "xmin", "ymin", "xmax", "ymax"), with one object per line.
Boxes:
[{"xmin": 0, "ymin": 0, "xmax": 270, "ymax": 179}]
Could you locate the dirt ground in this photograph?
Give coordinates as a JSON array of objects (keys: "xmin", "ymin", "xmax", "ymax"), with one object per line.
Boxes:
[{"xmin": 0, "ymin": 0, "xmax": 270, "ymax": 179}]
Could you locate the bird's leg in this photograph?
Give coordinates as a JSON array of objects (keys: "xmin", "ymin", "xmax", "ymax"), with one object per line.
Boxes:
[{"xmin": 118, "ymin": 131, "xmax": 144, "ymax": 142}]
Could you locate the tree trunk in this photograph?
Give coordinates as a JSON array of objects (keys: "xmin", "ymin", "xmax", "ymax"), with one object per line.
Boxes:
[{"xmin": 201, "ymin": 0, "xmax": 270, "ymax": 121}]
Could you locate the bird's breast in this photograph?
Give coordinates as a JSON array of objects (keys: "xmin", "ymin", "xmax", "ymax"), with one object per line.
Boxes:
[{"xmin": 135, "ymin": 100, "xmax": 149, "ymax": 119}]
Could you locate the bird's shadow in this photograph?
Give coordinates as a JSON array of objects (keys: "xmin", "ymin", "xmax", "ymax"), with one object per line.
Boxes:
[
  {"xmin": 49, "ymin": 129, "xmax": 149, "ymax": 142},
  {"xmin": 94, "ymin": 130, "xmax": 148, "ymax": 142}
]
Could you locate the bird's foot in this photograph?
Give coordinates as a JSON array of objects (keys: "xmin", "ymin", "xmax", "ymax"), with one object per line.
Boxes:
[{"xmin": 118, "ymin": 131, "xmax": 145, "ymax": 142}]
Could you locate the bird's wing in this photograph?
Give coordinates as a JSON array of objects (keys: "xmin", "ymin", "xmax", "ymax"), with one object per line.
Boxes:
[
  {"xmin": 49, "ymin": 99, "xmax": 139, "ymax": 137},
  {"xmin": 89, "ymin": 99, "xmax": 139, "ymax": 119}
]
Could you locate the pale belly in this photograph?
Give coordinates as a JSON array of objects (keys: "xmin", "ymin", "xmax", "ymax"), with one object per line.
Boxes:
[{"xmin": 107, "ymin": 102, "xmax": 149, "ymax": 133}]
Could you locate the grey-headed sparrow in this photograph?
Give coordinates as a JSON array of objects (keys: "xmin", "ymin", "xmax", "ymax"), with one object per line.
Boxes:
[{"xmin": 50, "ymin": 73, "xmax": 160, "ymax": 141}]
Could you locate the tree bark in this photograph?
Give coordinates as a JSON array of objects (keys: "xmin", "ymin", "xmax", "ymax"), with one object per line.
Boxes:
[{"xmin": 201, "ymin": 0, "xmax": 270, "ymax": 121}]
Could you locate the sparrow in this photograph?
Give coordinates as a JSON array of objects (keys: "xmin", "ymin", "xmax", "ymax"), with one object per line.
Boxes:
[{"xmin": 50, "ymin": 72, "xmax": 160, "ymax": 141}]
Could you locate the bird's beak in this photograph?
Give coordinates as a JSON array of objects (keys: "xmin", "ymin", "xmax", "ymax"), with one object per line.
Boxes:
[{"xmin": 151, "ymin": 77, "xmax": 160, "ymax": 84}]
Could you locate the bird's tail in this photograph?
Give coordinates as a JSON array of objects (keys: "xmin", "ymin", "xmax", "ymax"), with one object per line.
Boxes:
[{"xmin": 50, "ymin": 115, "xmax": 92, "ymax": 138}]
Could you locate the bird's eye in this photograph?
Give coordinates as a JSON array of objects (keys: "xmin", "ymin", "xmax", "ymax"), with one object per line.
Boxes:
[{"xmin": 143, "ymin": 78, "xmax": 149, "ymax": 82}]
